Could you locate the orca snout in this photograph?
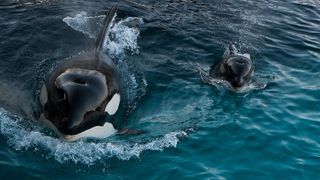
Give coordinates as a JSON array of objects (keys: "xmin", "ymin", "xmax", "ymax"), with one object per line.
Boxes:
[
  {"xmin": 222, "ymin": 56, "xmax": 253, "ymax": 88},
  {"xmin": 55, "ymin": 69, "xmax": 108, "ymax": 130}
]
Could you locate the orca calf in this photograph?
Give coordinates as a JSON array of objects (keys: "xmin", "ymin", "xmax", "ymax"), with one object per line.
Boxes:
[
  {"xmin": 39, "ymin": 5, "xmax": 124, "ymax": 141},
  {"xmin": 209, "ymin": 44, "xmax": 254, "ymax": 90}
]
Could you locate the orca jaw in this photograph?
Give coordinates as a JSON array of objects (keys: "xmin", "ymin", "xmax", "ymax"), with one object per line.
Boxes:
[
  {"xmin": 39, "ymin": 113, "xmax": 118, "ymax": 141},
  {"xmin": 63, "ymin": 121, "xmax": 117, "ymax": 141},
  {"xmin": 39, "ymin": 95, "xmax": 121, "ymax": 141}
]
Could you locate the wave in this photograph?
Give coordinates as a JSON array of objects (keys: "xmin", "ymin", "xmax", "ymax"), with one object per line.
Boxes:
[{"xmin": 0, "ymin": 108, "xmax": 189, "ymax": 165}]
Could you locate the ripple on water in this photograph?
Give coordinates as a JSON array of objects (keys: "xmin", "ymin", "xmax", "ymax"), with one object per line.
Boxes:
[
  {"xmin": 1, "ymin": 0, "xmax": 320, "ymax": 178},
  {"xmin": 0, "ymin": 108, "xmax": 190, "ymax": 165},
  {"xmin": 0, "ymin": 10, "xmax": 190, "ymax": 166}
]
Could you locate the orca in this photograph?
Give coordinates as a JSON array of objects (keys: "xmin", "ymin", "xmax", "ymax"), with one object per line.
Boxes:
[
  {"xmin": 39, "ymin": 5, "xmax": 123, "ymax": 141},
  {"xmin": 209, "ymin": 44, "xmax": 254, "ymax": 90}
]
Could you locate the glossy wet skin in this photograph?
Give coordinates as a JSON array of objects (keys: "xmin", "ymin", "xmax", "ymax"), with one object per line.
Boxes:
[
  {"xmin": 216, "ymin": 55, "xmax": 253, "ymax": 88},
  {"xmin": 38, "ymin": 6, "xmax": 121, "ymax": 139},
  {"xmin": 55, "ymin": 69, "xmax": 108, "ymax": 129},
  {"xmin": 42, "ymin": 68, "xmax": 111, "ymax": 135}
]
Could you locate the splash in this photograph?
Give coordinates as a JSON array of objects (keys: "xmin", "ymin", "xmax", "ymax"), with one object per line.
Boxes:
[
  {"xmin": 105, "ymin": 17, "xmax": 143, "ymax": 59},
  {"xmin": 63, "ymin": 11, "xmax": 104, "ymax": 39},
  {"xmin": 63, "ymin": 12, "xmax": 143, "ymax": 59},
  {"xmin": 0, "ymin": 108, "xmax": 188, "ymax": 165},
  {"xmin": 18, "ymin": 0, "xmax": 54, "ymax": 6},
  {"xmin": 63, "ymin": 11, "xmax": 146, "ymax": 110}
]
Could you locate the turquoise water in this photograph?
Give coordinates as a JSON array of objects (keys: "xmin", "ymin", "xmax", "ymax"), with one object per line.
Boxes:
[{"xmin": 0, "ymin": 0, "xmax": 319, "ymax": 179}]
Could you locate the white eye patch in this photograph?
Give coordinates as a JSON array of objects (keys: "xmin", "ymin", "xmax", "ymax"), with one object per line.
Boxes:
[{"xmin": 105, "ymin": 93, "xmax": 121, "ymax": 115}]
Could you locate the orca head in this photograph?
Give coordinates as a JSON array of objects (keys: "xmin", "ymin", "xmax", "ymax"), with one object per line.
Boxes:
[
  {"xmin": 219, "ymin": 55, "xmax": 253, "ymax": 88},
  {"xmin": 40, "ymin": 68, "xmax": 121, "ymax": 140}
]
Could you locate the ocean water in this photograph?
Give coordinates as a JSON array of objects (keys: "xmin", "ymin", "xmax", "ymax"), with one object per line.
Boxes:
[{"xmin": 0, "ymin": 0, "xmax": 319, "ymax": 179}]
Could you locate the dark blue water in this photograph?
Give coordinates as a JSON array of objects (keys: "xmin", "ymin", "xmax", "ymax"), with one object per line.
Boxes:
[{"xmin": 0, "ymin": 0, "xmax": 320, "ymax": 179}]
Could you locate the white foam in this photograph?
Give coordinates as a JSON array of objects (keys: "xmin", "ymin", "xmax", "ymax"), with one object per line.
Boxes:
[
  {"xmin": 0, "ymin": 108, "xmax": 188, "ymax": 165},
  {"xmin": 19, "ymin": 0, "xmax": 53, "ymax": 6},
  {"xmin": 63, "ymin": 12, "xmax": 143, "ymax": 59},
  {"xmin": 105, "ymin": 17, "xmax": 143, "ymax": 58},
  {"xmin": 241, "ymin": 53, "xmax": 251, "ymax": 59},
  {"xmin": 63, "ymin": 12, "xmax": 103, "ymax": 39}
]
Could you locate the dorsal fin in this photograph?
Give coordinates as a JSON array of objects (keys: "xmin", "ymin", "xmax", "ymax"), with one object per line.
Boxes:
[
  {"xmin": 228, "ymin": 44, "xmax": 238, "ymax": 55},
  {"xmin": 95, "ymin": 5, "xmax": 117, "ymax": 52}
]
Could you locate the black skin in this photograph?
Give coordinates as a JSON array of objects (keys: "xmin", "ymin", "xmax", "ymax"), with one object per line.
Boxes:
[
  {"xmin": 40, "ymin": 5, "xmax": 123, "ymax": 137},
  {"xmin": 40, "ymin": 5, "xmax": 144, "ymax": 138},
  {"xmin": 210, "ymin": 54, "xmax": 254, "ymax": 89},
  {"xmin": 42, "ymin": 51, "xmax": 144, "ymax": 136},
  {"xmin": 43, "ymin": 51, "xmax": 121, "ymax": 135}
]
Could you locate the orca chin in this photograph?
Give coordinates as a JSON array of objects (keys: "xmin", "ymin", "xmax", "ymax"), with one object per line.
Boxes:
[
  {"xmin": 39, "ymin": 114, "xmax": 117, "ymax": 141},
  {"xmin": 63, "ymin": 122, "xmax": 117, "ymax": 141}
]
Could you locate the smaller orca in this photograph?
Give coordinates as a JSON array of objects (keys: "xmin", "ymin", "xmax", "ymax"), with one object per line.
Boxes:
[{"xmin": 209, "ymin": 44, "xmax": 254, "ymax": 90}]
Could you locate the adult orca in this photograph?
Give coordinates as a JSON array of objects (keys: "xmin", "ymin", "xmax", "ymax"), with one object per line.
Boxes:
[
  {"xmin": 209, "ymin": 44, "xmax": 254, "ymax": 90},
  {"xmin": 39, "ymin": 5, "xmax": 125, "ymax": 141}
]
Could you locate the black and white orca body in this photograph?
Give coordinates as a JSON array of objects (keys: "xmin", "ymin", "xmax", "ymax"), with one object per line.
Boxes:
[
  {"xmin": 39, "ymin": 6, "xmax": 121, "ymax": 141},
  {"xmin": 209, "ymin": 44, "xmax": 254, "ymax": 90}
]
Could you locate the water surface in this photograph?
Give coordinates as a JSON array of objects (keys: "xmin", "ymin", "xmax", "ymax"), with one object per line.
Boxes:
[{"xmin": 0, "ymin": 0, "xmax": 319, "ymax": 179}]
